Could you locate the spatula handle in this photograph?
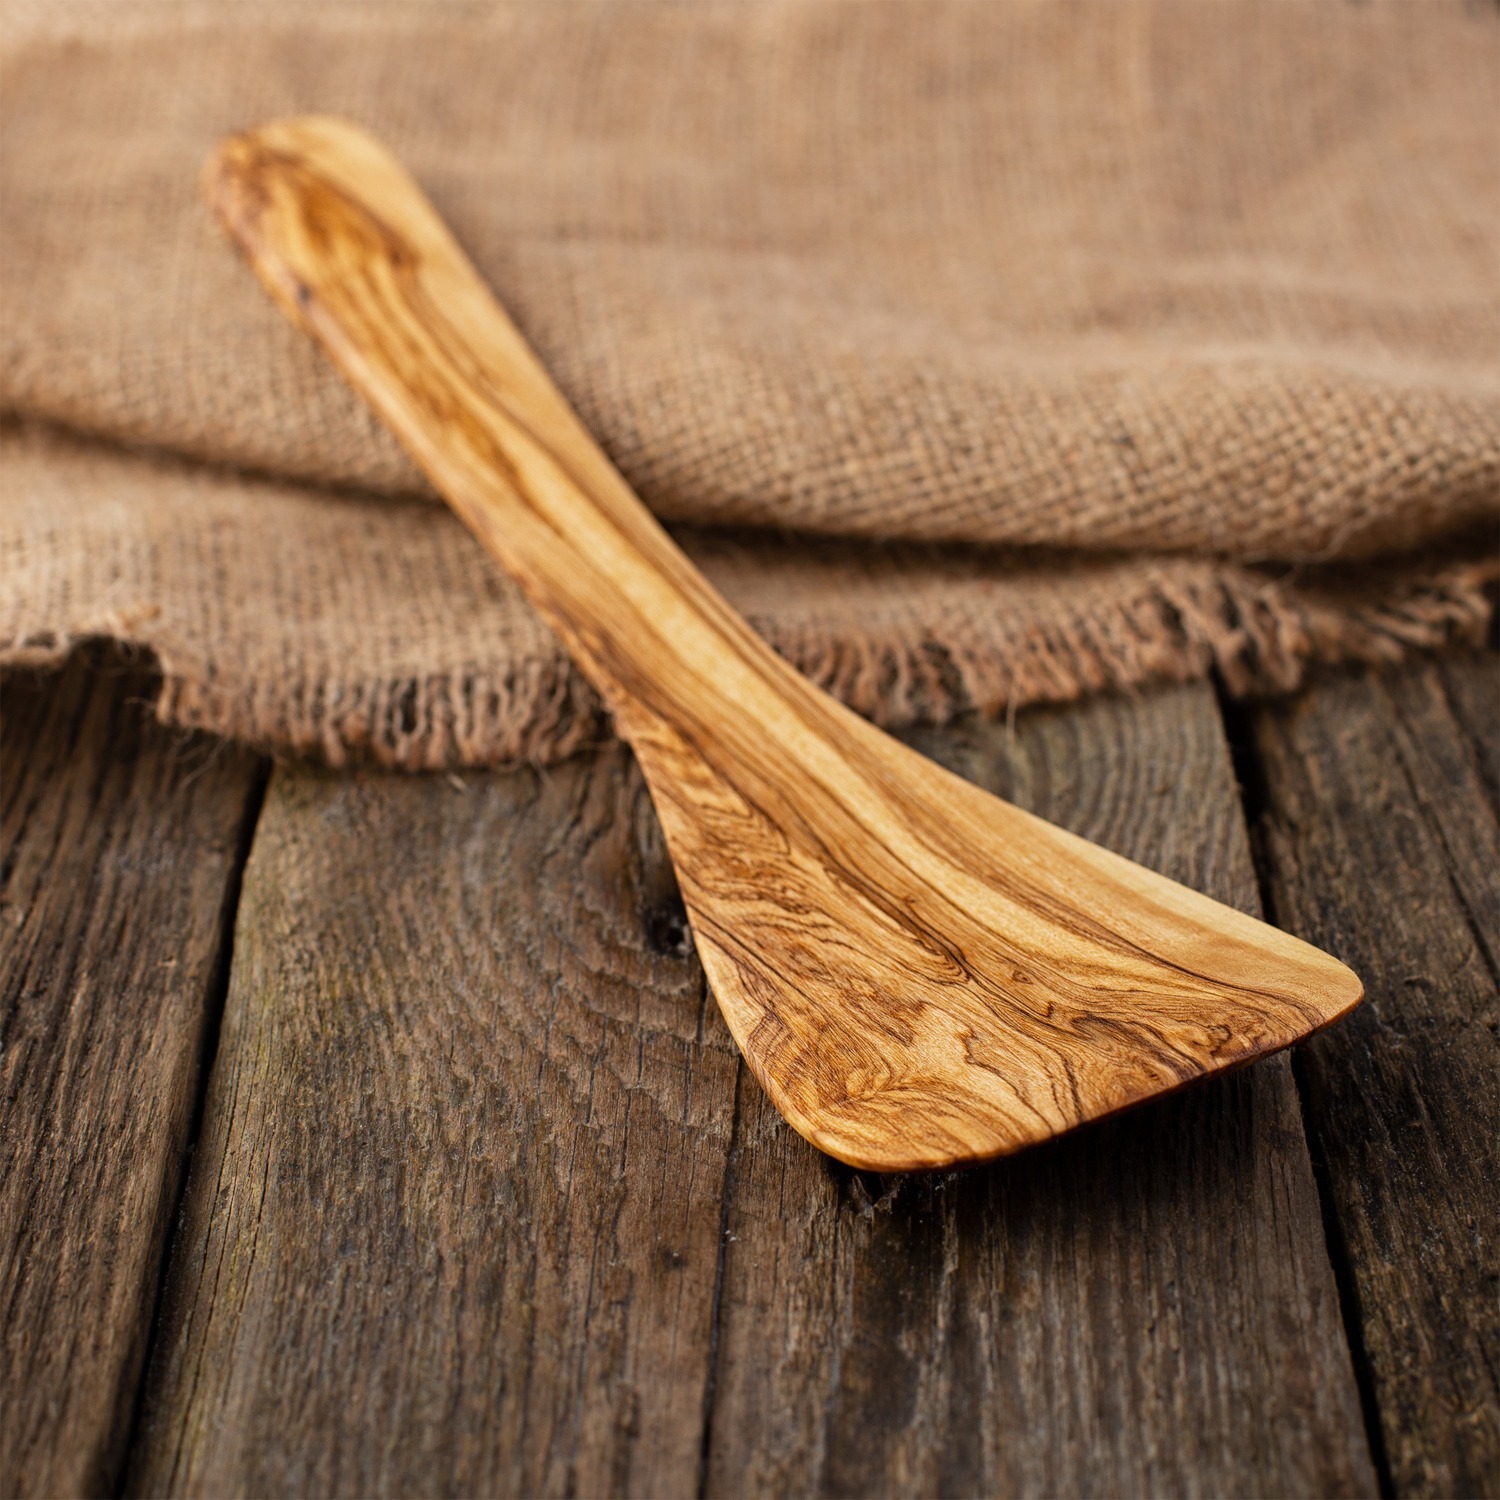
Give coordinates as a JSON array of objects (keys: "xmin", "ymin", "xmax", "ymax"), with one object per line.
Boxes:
[
  {"xmin": 207, "ymin": 117, "xmax": 1367, "ymax": 1175},
  {"xmin": 208, "ymin": 116, "xmax": 780, "ymax": 739}
]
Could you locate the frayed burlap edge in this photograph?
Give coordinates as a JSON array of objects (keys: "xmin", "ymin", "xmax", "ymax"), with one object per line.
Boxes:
[
  {"xmin": 779, "ymin": 557, "xmax": 1499, "ymax": 720},
  {"xmin": 6, "ymin": 553, "xmax": 1493, "ymax": 772}
]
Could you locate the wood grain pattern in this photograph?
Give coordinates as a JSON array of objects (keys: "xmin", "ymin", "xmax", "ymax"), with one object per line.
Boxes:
[
  {"xmin": 208, "ymin": 116, "xmax": 1362, "ymax": 1170},
  {"xmin": 127, "ymin": 747, "xmax": 738, "ymax": 1498},
  {"xmin": 123, "ymin": 683, "xmax": 1377, "ymax": 1497},
  {"xmin": 0, "ymin": 651, "xmax": 264, "ymax": 1500},
  {"xmin": 1250, "ymin": 653, "xmax": 1499, "ymax": 1498},
  {"xmin": 703, "ymin": 684, "xmax": 1378, "ymax": 1498}
]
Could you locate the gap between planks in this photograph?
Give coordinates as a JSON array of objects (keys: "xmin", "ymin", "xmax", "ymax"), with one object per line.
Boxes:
[
  {"xmin": 0, "ymin": 649, "xmax": 266, "ymax": 1500},
  {"xmin": 6, "ymin": 640, "xmax": 1492, "ymax": 1500},
  {"xmin": 1246, "ymin": 651, "xmax": 1499, "ymax": 1500},
  {"xmin": 124, "ymin": 677, "xmax": 1376, "ymax": 1498}
]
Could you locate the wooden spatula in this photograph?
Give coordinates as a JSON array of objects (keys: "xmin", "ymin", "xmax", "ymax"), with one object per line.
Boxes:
[{"xmin": 206, "ymin": 117, "xmax": 1361, "ymax": 1172}]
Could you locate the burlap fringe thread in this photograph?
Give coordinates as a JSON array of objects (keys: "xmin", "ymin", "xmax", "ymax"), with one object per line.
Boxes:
[{"xmin": 8, "ymin": 544, "xmax": 1492, "ymax": 771}]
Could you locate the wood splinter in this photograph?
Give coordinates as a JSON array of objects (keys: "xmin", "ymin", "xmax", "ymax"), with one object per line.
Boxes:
[{"xmin": 206, "ymin": 117, "xmax": 1362, "ymax": 1172}]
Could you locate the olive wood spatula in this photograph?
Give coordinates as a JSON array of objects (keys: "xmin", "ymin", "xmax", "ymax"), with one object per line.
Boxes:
[{"xmin": 207, "ymin": 117, "xmax": 1362, "ymax": 1173}]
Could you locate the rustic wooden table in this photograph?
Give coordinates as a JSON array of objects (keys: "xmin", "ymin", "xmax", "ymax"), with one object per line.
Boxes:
[{"xmin": 2, "ymin": 644, "xmax": 1495, "ymax": 1499}]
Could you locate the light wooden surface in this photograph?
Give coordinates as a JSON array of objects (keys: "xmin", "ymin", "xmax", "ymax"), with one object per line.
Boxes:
[
  {"xmin": 0, "ymin": 654, "xmax": 264, "ymax": 1499},
  {"xmin": 207, "ymin": 116, "xmax": 1362, "ymax": 1171},
  {"xmin": 3, "ymin": 647, "xmax": 1494, "ymax": 1496}
]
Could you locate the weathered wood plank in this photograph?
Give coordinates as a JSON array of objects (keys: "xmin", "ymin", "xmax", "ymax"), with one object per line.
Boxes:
[
  {"xmin": 1435, "ymin": 649, "xmax": 1499, "ymax": 820},
  {"xmin": 704, "ymin": 683, "xmax": 1379, "ymax": 1498},
  {"xmin": 0, "ymin": 652, "xmax": 265, "ymax": 1500},
  {"xmin": 127, "ymin": 680, "xmax": 1380, "ymax": 1497},
  {"xmin": 127, "ymin": 745, "xmax": 740, "ymax": 1498},
  {"xmin": 1250, "ymin": 652, "xmax": 1499, "ymax": 1498}
]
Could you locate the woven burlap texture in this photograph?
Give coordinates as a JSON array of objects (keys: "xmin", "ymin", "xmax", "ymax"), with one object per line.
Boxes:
[{"xmin": 3, "ymin": 0, "xmax": 1497, "ymax": 768}]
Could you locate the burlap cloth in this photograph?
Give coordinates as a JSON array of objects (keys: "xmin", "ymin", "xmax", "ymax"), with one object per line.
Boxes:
[{"xmin": 4, "ymin": 1, "xmax": 1496, "ymax": 769}]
